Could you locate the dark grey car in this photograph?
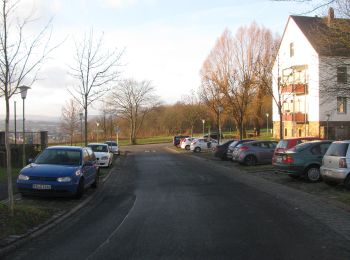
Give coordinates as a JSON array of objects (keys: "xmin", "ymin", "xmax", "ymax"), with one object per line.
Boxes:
[
  {"xmin": 226, "ymin": 139, "xmax": 255, "ymax": 160},
  {"xmin": 232, "ymin": 140, "xmax": 278, "ymax": 166}
]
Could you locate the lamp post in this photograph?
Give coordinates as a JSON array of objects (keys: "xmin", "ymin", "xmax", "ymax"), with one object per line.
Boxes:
[
  {"xmin": 266, "ymin": 113, "xmax": 269, "ymax": 137},
  {"xmin": 14, "ymin": 101, "xmax": 17, "ymax": 145},
  {"xmin": 326, "ymin": 114, "xmax": 330, "ymax": 139},
  {"xmin": 96, "ymin": 122, "xmax": 100, "ymax": 142},
  {"xmin": 19, "ymin": 85, "xmax": 30, "ymax": 167},
  {"xmin": 79, "ymin": 112, "xmax": 83, "ymax": 145},
  {"xmin": 202, "ymin": 119, "xmax": 205, "ymax": 137},
  {"xmin": 218, "ymin": 106, "xmax": 223, "ymax": 144}
]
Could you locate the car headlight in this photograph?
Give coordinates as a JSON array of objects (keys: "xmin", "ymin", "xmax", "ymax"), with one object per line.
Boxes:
[
  {"xmin": 18, "ymin": 174, "xmax": 29, "ymax": 181},
  {"xmin": 57, "ymin": 176, "xmax": 72, "ymax": 182},
  {"xmin": 101, "ymin": 156, "xmax": 108, "ymax": 160},
  {"xmin": 75, "ymin": 169, "xmax": 81, "ymax": 176}
]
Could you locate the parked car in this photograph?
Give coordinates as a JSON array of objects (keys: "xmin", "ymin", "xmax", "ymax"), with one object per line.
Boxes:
[
  {"xmin": 232, "ymin": 140, "xmax": 278, "ymax": 166},
  {"xmin": 173, "ymin": 135, "xmax": 190, "ymax": 146},
  {"xmin": 180, "ymin": 137, "xmax": 195, "ymax": 150},
  {"xmin": 321, "ymin": 140, "xmax": 350, "ymax": 188},
  {"xmin": 226, "ymin": 139, "xmax": 255, "ymax": 160},
  {"xmin": 16, "ymin": 146, "xmax": 99, "ymax": 198},
  {"xmin": 88, "ymin": 143, "xmax": 113, "ymax": 167},
  {"xmin": 213, "ymin": 140, "xmax": 236, "ymax": 160},
  {"xmin": 273, "ymin": 140, "xmax": 332, "ymax": 182},
  {"xmin": 203, "ymin": 132, "xmax": 224, "ymax": 140},
  {"xmin": 272, "ymin": 137, "xmax": 320, "ymax": 163},
  {"xmin": 190, "ymin": 138, "xmax": 218, "ymax": 153},
  {"xmin": 105, "ymin": 141, "xmax": 120, "ymax": 155}
]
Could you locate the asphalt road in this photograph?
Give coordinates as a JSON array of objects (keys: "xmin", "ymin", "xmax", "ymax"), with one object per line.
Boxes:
[{"xmin": 4, "ymin": 143, "xmax": 350, "ymax": 260}]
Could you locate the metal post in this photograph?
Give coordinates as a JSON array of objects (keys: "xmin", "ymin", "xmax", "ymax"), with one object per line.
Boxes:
[
  {"xmin": 22, "ymin": 98, "xmax": 25, "ymax": 167},
  {"xmin": 266, "ymin": 113, "xmax": 269, "ymax": 137},
  {"xmin": 14, "ymin": 101, "xmax": 17, "ymax": 145},
  {"xmin": 202, "ymin": 119, "xmax": 205, "ymax": 137}
]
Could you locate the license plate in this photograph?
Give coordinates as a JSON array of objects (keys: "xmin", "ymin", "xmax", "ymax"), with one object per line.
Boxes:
[
  {"xmin": 276, "ymin": 157, "xmax": 282, "ymax": 163},
  {"xmin": 32, "ymin": 184, "xmax": 51, "ymax": 190}
]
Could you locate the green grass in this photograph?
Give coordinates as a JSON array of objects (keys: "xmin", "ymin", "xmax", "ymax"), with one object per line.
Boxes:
[
  {"xmin": 0, "ymin": 201, "xmax": 57, "ymax": 240},
  {"xmin": 118, "ymin": 136, "xmax": 173, "ymax": 146}
]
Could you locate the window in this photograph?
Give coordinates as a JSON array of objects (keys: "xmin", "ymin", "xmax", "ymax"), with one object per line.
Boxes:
[
  {"xmin": 284, "ymin": 128, "xmax": 288, "ymax": 137},
  {"xmin": 337, "ymin": 66, "xmax": 347, "ymax": 84},
  {"xmin": 290, "ymin": 42, "xmax": 294, "ymax": 57},
  {"xmin": 337, "ymin": 97, "xmax": 347, "ymax": 114}
]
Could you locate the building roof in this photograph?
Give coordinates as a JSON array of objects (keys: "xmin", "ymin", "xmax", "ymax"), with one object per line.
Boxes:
[{"xmin": 291, "ymin": 15, "xmax": 350, "ymax": 57}]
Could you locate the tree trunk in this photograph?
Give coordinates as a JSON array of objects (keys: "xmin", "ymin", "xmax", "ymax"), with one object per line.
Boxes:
[
  {"xmin": 5, "ymin": 96, "xmax": 13, "ymax": 215},
  {"xmin": 84, "ymin": 95, "xmax": 88, "ymax": 146}
]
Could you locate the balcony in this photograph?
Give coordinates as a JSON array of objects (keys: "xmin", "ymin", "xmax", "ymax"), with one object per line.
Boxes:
[
  {"xmin": 281, "ymin": 83, "xmax": 307, "ymax": 95},
  {"xmin": 282, "ymin": 112, "xmax": 308, "ymax": 123}
]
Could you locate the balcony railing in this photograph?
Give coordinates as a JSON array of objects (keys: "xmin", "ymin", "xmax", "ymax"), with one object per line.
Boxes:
[
  {"xmin": 282, "ymin": 112, "xmax": 308, "ymax": 123},
  {"xmin": 281, "ymin": 83, "xmax": 307, "ymax": 95}
]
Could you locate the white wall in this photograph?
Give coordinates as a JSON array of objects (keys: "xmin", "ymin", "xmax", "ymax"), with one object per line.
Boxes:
[{"xmin": 272, "ymin": 17, "xmax": 319, "ymax": 122}]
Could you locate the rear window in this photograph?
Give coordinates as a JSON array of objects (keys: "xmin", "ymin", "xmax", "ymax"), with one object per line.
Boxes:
[
  {"xmin": 106, "ymin": 141, "xmax": 117, "ymax": 146},
  {"xmin": 276, "ymin": 140, "xmax": 288, "ymax": 149},
  {"xmin": 292, "ymin": 142, "xmax": 311, "ymax": 152},
  {"xmin": 325, "ymin": 143, "xmax": 349, "ymax": 156}
]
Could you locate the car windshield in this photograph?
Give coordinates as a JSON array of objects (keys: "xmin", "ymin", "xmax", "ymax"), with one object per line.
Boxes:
[
  {"xmin": 325, "ymin": 143, "xmax": 349, "ymax": 156},
  {"xmin": 89, "ymin": 145, "xmax": 108, "ymax": 153},
  {"xmin": 229, "ymin": 141, "xmax": 239, "ymax": 148},
  {"xmin": 35, "ymin": 149, "xmax": 81, "ymax": 166},
  {"xmin": 106, "ymin": 142, "xmax": 117, "ymax": 146}
]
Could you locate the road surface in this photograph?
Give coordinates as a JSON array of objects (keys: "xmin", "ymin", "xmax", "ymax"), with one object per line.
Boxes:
[{"xmin": 5, "ymin": 143, "xmax": 350, "ymax": 259}]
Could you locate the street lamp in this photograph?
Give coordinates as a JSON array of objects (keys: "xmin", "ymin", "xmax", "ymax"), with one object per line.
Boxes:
[
  {"xmin": 218, "ymin": 106, "xmax": 223, "ymax": 144},
  {"xmin": 96, "ymin": 122, "xmax": 100, "ymax": 142},
  {"xmin": 266, "ymin": 113, "xmax": 269, "ymax": 137},
  {"xmin": 19, "ymin": 85, "xmax": 30, "ymax": 167},
  {"xmin": 326, "ymin": 114, "xmax": 330, "ymax": 139},
  {"xmin": 79, "ymin": 112, "xmax": 83, "ymax": 145},
  {"xmin": 201, "ymin": 119, "xmax": 205, "ymax": 137}
]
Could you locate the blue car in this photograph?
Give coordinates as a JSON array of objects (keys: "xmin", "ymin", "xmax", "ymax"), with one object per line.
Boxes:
[{"xmin": 17, "ymin": 146, "xmax": 99, "ymax": 198}]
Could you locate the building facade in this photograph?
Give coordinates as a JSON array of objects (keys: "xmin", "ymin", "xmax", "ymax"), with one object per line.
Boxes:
[{"xmin": 272, "ymin": 9, "xmax": 350, "ymax": 140}]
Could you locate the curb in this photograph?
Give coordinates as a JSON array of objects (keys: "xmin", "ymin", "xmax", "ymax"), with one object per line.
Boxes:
[{"xmin": 0, "ymin": 156, "xmax": 119, "ymax": 258}]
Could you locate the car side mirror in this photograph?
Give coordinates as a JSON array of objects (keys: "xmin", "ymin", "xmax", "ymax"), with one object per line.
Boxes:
[{"xmin": 27, "ymin": 158, "xmax": 34, "ymax": 164}]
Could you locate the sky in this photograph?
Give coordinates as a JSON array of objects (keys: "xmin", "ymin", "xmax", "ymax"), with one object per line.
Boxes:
[{"xmin": 4, "ymin": 0, "xmax": 324, "ymax": 120}]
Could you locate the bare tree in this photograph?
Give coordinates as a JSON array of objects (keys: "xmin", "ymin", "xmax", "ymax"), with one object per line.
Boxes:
[
  {"xmin": 0, "ymin": 0, "xmax": 57, "ymax": 214},
  {"xmin": 60, "ymin": 99, "xmax": 81, "ymax": 145},
  {"xmin": 110, "ymin": 79, "xmax": 160, "ymax": 144},
  {"xmin": 68, "ymin": 30, "xmax": 123, "ymax": 146}
]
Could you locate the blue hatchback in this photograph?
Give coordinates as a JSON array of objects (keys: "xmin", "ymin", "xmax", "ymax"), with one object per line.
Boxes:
[{"xmin": 17, "ymin": 146, "xmax": 99, "ymax": 198}]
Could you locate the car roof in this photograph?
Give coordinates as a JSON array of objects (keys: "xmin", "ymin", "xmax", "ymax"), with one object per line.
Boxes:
[
  {"xmin": 47, "ymin": 146, "xmax": 82, "ymax": 151},
  {"xmin": 88, "ymin": 143, "xmax": 108, "ymax": 146}
]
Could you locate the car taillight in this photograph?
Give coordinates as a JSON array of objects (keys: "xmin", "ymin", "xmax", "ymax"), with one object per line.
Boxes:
[
  {"xmin": 239, "ymin": 146, "xmax": 248, "ymax": 151},
  {"xmin": 282, "ymin": 155, "xmax": 294, "ymax": 164},
  {"xmin": 339, "ymin": 158, "xmax": 347, "ymax": 168}
]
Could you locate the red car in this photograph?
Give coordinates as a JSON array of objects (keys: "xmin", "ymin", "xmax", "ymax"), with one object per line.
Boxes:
[{"xmin": 272, "ymin": 137, "xmax": 321, "ymax": 163}]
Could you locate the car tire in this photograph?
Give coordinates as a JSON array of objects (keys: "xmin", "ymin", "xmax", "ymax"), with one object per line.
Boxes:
[
  {"xmin": 194, "ymin": 147, "xmax": 201, "ymax": 153},
  {"xmin": 91, "ymin": 174, "xmax": 98, "ymax": 188},
  {"xmin": 244, "ymin": 155, "xmax": 257, "ymax": 166},
  {"xmin": 75, "ymin": 179, "xmax": 85, "ymax": 199},
  {"xmin": 344, "ymin": 175, "xmax": 350, "ymax": 190},
  {"xmin": 305, "ymin": 166, "xmax": 321, "ymax": 183},
  {"xmin": 185, "ymin": 145, "xmax": 190, "ymax": 150}
]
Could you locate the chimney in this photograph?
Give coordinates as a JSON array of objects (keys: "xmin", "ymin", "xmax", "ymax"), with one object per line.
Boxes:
[{"xmin": 328, "ymin": 7, "xmax": 335, "ymax": 26}]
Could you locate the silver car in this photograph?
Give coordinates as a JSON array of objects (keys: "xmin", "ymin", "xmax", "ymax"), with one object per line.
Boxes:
[
  {"xmin": 232, "ymin": 140, "xmax": 277, "ymax": 166},
  {"xmin": 320, "ymin": 140, "xmax": 350, "ymax": 188},
  {"xmin": 105, "ymin": 141, "xmax": 120, "ymax": 155}
]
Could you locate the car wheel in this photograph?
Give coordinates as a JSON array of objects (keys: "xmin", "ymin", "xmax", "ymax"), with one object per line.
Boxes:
[
  {"xmin": 244, "ymin": 155, "xmax": 257, "ymax": 166},
  {"xmin": 305, "ymin": 166, "xmax": 321, "ymax": 183},
  {"xmin": 91, "ymin": 175, "xmax": 99, "ymax": 189},
  {"xmin": 344, "ymin": 175, "xmax": 350, "ymax": 190},
  {"xmin": 185, "ymin": 145, "xmax": 190, "ymax": 150},
  {"xmin": 194, "ymin": 147, "xmax": 201, "ymax": 153},
  {"xmin": 75, "ymin": 178, "xmax": 85, "ymax": 199}
]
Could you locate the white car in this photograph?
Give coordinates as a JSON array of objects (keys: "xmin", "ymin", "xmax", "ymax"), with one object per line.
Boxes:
[
  {"xmin": 87, "ymin": 143, "xmax": 113, "ymax": 167},
  {"xmin": 190, "ymin": 138, "xmax": 218, "ymax": 153},
  {"xmin": 180, "ymin": 137, "xmax": 195, "ymax": 150},
  {"xmin": 105, "ymin": 141, "xmax": 120, "ymax": 155}
]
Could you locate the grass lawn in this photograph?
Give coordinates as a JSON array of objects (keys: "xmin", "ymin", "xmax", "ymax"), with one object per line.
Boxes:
[{"xmin": 0, "ymin": 201, "xmax": 57, "ymax": 241}]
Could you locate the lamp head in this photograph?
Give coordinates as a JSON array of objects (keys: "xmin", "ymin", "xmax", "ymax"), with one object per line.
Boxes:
[{"xmin": 19, "ymin": 85, "xmax": 30, "ymax": 99}]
